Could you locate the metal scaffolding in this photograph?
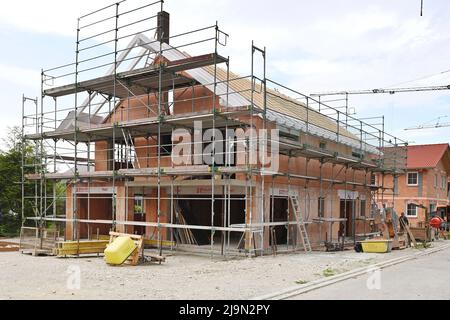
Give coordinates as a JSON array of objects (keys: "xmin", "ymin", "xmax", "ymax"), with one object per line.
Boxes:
[{"xmin": 21, "ymin": 0, "xmax": 407, "ymax": 258}]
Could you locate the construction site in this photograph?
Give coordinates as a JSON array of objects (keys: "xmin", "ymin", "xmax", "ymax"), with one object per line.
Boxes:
[
  {"xmin": 1, "ymin": 0, "xmax": 450, "ymax": 305},
  {"xmin": 16, "ymin": 0, "xmax": 415, "ymax": 260}
]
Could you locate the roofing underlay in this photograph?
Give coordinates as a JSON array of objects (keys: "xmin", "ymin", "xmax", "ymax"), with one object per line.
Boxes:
[{"xmin": 202, "ymin": 65, "xmax": 379, "ymax": 154}]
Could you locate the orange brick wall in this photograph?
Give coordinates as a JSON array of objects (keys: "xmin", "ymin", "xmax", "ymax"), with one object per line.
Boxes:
[{"xmin": 67, "ymin": 88, "xmax": 377, "ymax": 248}]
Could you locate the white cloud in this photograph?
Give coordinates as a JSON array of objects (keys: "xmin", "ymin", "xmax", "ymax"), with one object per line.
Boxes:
[
  {"xmin": 0, "ymin": 64, "xmax": 40, "ymax": 89},
  {"xmin": 1, "ymin": 0, "xmax": 113, "ymax": 36}
]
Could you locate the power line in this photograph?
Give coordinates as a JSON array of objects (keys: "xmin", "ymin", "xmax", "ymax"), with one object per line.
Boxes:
[
  {"xmin": 384, "ymin": 69, "xmax": 450, "ymax": 88},
  {"xmin": 311, "ymin": 85, "xmax": 450, "ymax": 97},
  {"xmin": 405, "ymin": 115, "xmax": 450, "ymax": 131}
]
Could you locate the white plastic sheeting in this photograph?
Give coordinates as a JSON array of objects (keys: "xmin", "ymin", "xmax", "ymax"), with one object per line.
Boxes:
[
  {"xmin": 265, "ymin": 109, "xmax": 380, "ymax": 155},
  {"xmin": 137, "ymin": 34, "xmax": 250, "ymax": 108}
]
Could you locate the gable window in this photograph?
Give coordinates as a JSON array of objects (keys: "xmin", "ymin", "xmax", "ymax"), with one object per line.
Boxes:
[
  {"xmin": 442, "ymin": 175, "xmax": 447, "ymax": 190},
  {"xmin": 406, "ymin": 203, "xmax": 418, "ymax": 217},
  {"xmin": 434, "ymin": 174, "xmax": 438, "ymax": 188},
  {"xmin": 407, "ymin": 172, "xmax": 418, "ymax": 186}
]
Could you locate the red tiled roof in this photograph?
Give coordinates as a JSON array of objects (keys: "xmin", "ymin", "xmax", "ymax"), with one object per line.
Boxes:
[{"xmin": 407, "ymin": 143, "xmax": 450, "ymax": 169}]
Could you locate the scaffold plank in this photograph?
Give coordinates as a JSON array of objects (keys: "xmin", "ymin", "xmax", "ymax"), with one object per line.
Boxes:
[{"xmin": 44, "ymin": 53, "xmax": 228, "ymax": 98}]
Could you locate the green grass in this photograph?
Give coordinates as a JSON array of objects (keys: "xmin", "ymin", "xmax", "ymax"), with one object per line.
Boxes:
[
  {"xmin": 414, "ymin": 242, "xmax": 432, "ymax": 249},
  {"xmin": 322, "ymin": 267, "xmax": 337, "ymax": 277},
  {"xmin": 295, "ymin": 279, "xmax": 308, "ymax": 285}
]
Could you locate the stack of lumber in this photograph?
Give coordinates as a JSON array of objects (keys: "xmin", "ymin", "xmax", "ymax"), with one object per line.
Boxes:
[
  {"xmin": 175, "ymin": 212, "xmax": 197, "ymax": 245},
  {"xmin": 53, "ymin": 240, "xmax": 109, "ymax": 256},
  {"xmin": 144, "ymin": 239, "xmax": 176, "ymax": 248}
]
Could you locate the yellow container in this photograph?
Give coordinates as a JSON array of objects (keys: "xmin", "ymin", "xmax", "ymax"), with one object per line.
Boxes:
[
  {"xmin": 360, "ymin": 240, "xmax": 393, "ymax": 253},
  {"xmin": 104, "ymin": 236, "xmax": 137, "ymax": 265}
]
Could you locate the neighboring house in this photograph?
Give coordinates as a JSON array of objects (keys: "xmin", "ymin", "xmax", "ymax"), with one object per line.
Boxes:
[{"xmin": 376, "ymin": 144, "xmax": 450, "ymax": 227}]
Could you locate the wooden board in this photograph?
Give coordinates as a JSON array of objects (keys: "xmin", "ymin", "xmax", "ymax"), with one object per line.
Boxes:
[
  {"xmin": 54, "ymin": 240, "xmax": 109, "ymax": 256},
  {"xmin": 0, "ymin": 242, "xmax": 20, "ymax": 252}
]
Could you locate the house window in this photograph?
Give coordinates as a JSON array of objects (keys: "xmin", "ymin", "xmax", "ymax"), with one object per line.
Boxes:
[
  {"xmin": 430, "ymin": 203, "xmax": 436, "ymax": 213},
  {"xmin": 434, "ymin": 174, "xmax": 438, "ymax": 188},
  {"xmin": 407, "ymin": 172, "xmax": 418, "ymax": 186},
  {"xmin": 352, "ymin": 150, "xmax": 363, "ymax": 159},
  {"xmin": 160, "ymin": 134, "xmax": 173, "ymax": 156},
  {"xmin": 442, "ymin": 175, "xmax": 447, "ymax": 190},
  {"xmin": 370, "ymin": 173, "xmax": 376, "ymax": 186},
  {"xmin": 360, "ymin": 199, "xmax": 366, "ymax": 217},
  {"xmin": 406, "ymin": 203, "xmax": 418, "ymax": 217},
  {"xmin": 318, "ymin": 197, "xmax": 325, "ymax": 218},
  {"xmin": 319, "ymin": 142, "xmax": 327, "ymax": 150},
  {"xmin": 134, "ymin": 195, "xmax": 144, "ymax": 214}
]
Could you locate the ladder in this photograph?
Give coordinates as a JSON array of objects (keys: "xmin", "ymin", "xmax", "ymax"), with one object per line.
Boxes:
[
  {"xmin": 289, "ymin": 195, "xmax": 312, "ymax": 253},
  {"xmin": 121, "ymin": 129, "xmax": 141, "ymax": 169}
]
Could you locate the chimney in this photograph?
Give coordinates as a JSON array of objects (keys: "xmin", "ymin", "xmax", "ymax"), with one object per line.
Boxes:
[
  {"xmin": 157, "ymin": 11, "xmax": 170, "ymax": 44},
  {"xmin": 157, "ymin": 11, "xmax": 171, "ymax": 115}
]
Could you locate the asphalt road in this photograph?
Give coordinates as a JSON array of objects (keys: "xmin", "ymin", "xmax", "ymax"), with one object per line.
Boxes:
[{"xmin": 290, "ymin": 246, "xmax": 450, "ymax": 300}]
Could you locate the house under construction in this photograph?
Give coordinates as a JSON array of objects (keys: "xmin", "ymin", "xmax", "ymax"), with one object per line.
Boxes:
[{"xmin": 21, "ymin": 1, "xmax": 407, "ymax": 258}]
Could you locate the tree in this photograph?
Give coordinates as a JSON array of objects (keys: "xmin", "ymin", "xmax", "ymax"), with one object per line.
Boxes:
[{"xmin": 0, "ymin": 127, "xmax": 37, "ymax": 236}]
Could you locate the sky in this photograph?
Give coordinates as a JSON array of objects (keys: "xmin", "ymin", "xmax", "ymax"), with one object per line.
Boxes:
[{"xmin": 0, "ymin": 0, "xmax": 449, "ymax": 149}]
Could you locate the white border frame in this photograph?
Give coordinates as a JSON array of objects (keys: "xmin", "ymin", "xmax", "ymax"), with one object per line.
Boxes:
[
  {"xmin": 405, "ymin": 203, "xmax": 418, "ymax": 217},
  {"xmin": 406, "ymin": 171, "xmax": 419, "ymax": 187}
]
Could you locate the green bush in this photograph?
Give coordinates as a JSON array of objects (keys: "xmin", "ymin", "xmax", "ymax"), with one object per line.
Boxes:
[{"xmin": 0, "ymin": 211, "xmax": 21, "ymax": 237}]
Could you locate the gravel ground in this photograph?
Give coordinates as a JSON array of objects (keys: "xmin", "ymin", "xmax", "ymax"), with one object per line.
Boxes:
[{"xmin": 0, "ymin": 239, "xmax": 443, "ymax": 300}]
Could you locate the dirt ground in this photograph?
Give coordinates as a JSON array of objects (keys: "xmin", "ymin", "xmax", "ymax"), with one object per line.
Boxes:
[{"xmin": 0, "ymin": 238, "xmax": 442, "ymax": 300}]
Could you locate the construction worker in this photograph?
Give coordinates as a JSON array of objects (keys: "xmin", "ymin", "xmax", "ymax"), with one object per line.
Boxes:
[{"xmin": 399, "ymin": 212, "xmax": 409, "ymax": 231}]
